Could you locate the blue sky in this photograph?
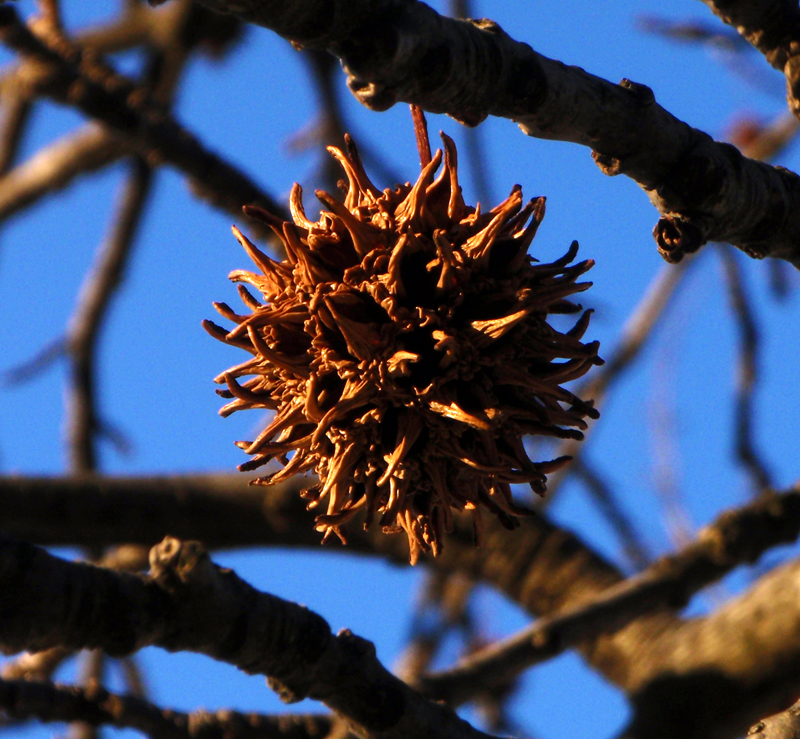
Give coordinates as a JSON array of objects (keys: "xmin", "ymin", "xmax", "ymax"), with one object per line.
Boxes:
[{"xmin": 2, "ymin": 1, "xmax": 800, "ymax": 738}]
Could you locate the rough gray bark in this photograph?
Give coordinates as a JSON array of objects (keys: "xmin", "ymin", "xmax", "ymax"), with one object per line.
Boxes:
[
  {"xmin": 0, "ymin": 538, "xmax": 494, "ymax": 739},
  {"xmin": 699, "ymin": 0, "xmax": 800, "ymax": 117},
  {"xmin": 4, "ymin": 475, "xmax": 800, "ymax": 739},
  {"xmin": 747, "ymin": 698, "xmax": 800, "ymax": 739},
  {"xmin": 173, "ymin": 0, "xmax": 800, "ymax": 267},
  {"xmin": 421, "ymin": 485, "xmax": 800, "ymax": 706}
]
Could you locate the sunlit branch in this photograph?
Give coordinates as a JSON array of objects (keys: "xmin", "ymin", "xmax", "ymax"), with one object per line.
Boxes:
[
  {"xmin": 0, "ymin": 125, "xmax": 127, "ymax": 224},
  {"xmin": 698, "ymin": 0, "xmax": 800, "ymax": 119},
  {"xmin": 418, "ymin": 483, "xmax": 800, "ymax": 706},
  {"xmin": 180, "ymin": 0, "xmax": 800, "ymax": 266}
]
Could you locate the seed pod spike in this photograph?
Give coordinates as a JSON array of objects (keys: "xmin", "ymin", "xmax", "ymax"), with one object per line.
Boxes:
[{"xmin": 411, "ymin": 104, "xmax": 432, "ymax": 168}]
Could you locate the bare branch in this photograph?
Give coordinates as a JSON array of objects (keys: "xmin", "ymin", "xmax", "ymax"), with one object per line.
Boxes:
[
  {"xmin": 0, "ymin": 538, "xmax": 496, "ymax": 739},
  {"xmin": 718, "ymin": 245, "xmax": 774, "ymax": 493},
  {"xmin": 179, "ymin": 0, "xmax": 800, "ymax": 266},
  {"xmin": 0, "ymin": 6, "xmax": 287, "ymax": 237},
  {"xmin": 419, "ymin": 483, "xmax": 800, "ymax": 706},
  {"xmin": 0, "ymin": 124, "xmax": 127, "ymax": 224},
  {"xmin": 623, "ymin": 557, "xmax": 800, "ymax": 739},
  {"xmin": 66, "ymin": 157, "xmax": 152, "ymax": 471},
  {"xmin": 571, "ymin": 458, "xmax": 652, "ymax": 571},
  {"xmin": 1, "ymin": 647, "xmax": 71, "ymax": 682},
  {"xmin": 0, "ymin": 677, "xmax": 333, "ymax": 739},
  {"xmin": 698, "ymin": 0, "xmax": 800, "ymax": 118},
  {"xmin": 0, "ymin": 92, "xmax": 32, "ymax": 178},
  {"xmin": 745, "ymin": 697, "xmax": 800, "ymax": 739}
]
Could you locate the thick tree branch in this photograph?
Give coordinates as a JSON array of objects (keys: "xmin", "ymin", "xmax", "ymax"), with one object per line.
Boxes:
[
  {"xmin": 175, "ymin": 0, "xmax": 800, "ymax": 267},
  {"xmin": 0, "ymin": 538, "xmax": 495, "ymax": 739},
  {"xmin": 699, "ymin": 0, "xmax": 800, "ymax": 118},
  {"xmin": 419, "ymin": 483, "xmax": 800, "ymax": 706},
  {"xmin": 746, "ymin": 697, "xmax": 800, "ymax": 739},
  {"xmin": 6, "ymin": 474, "xmax": 800, "ymax": 737},
  {"xmin": 622, "ymin": 557, "xmax": 800, "ymax": 739}
]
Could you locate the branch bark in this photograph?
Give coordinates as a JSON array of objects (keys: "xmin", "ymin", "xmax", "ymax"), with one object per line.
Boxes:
[
  {"xmin": 0, "ymin": 124, "xmax": 127, "ymax": 223},
  {"xmin": 746, "ymin": 697, "xmax": 800, "ymax": 739},
  {"xmin": 0, "ymin": 6, "xmax": 287, "ymax": 238},
  {"xmin": 7, "ymin": 473, "xmax": 800, "ymax": 739},
  {"xmin": 177, "ymin": 0, "xmax": 800, "ymax": 267},
  {"xmin": 419, "ymin": 484, "xmax": 800, "ymax": 707},
  {"xmin": 699, "ymin": 1, "xmax": 800, "ymax": 118},
  {"xmin": 0, "ymin": 678, "xmax": 333, "ymax": 739},
  {"xmin": 0, "ymin": 538, "xmax": 495, "ymax": 739}
]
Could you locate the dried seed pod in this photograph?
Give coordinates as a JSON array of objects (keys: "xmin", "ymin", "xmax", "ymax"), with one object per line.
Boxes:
[{"xmin": 205, "ymin": 114, "xmax": 602, "ymax": 563}]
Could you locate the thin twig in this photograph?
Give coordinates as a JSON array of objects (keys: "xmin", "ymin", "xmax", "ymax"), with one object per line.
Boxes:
[
  {"xmin": 66, "ymin": 157, "xmax": 151, "ymax": 471},
  {"xmin": 35, "ymin": 0, "xmax": 63, "ymax": 32},
  {"xmin": 572, "ymin": 458, "xmax": 652, "ymax": 570},
  {"xmin": 718, "ymin": 245, "xmax": 774, "ymax": 493},
  {"xmin": 0, "ymin": 92, "xmax": 31, "ymax": 177},
  {"xmin": 545, "ymin": 258, "xmax": 692, "ymax": 498},
  {"xmin": 648, "ymin": 320, "xmax": 694, "ymax": 550},
  {"xmin": 0, "ymin": 678, "xmax": 333, "ymax": 739},
  {"xmin": 2, "ymin": 337, "xmax": 67, "ymax": 386}
]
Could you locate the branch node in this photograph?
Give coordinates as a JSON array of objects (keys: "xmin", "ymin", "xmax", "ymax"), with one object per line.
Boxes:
[
  {"xmin": 653, "ymin": 216, "xmax": 705, "ymax": 263},
  {"xmin": 592, "ymin": 150, "xmax": 622, "ymax": 176},
  {"xmin": 619, "ymin": 78, "xmax": 655, "ymax": 107}
]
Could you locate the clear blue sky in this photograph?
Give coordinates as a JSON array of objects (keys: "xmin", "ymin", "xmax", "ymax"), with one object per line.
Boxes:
[{"xmin": 2, "ymin": 1, "xmax": 800, "ymax": 738}]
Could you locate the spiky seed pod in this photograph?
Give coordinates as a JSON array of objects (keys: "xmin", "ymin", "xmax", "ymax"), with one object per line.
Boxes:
[{"xmin": 205, "ymin": 121, "xmax": 602, "ymax": 564}]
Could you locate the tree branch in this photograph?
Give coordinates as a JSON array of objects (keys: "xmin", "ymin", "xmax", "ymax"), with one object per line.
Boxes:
[
  {"xmin": 0, "ymin": 6, "xmax": 287, "ymax": 238},
  {"xmin": 745, "ymin": 697, "xmax": 800, "ymax": 739},
  {"xmin": 698, "ymin": 0, "xmax": 800, "ymax": 118},
  {"xmin": 6, "ymin": 473, "xmax": 800, "ymax": 737},
  {"xmin": 418, "ymin": 483, "xmax": 800, "ymax": 705},
  {"xmin": 623, "ymin": 557, "xmax": 800, "ymax": 739},
  {"xmin": 0, "ymin": 678, "xmax": 333, "ymax": 739},
  {"xmin": 66, "ymin": 157, "xmax": 151, "ymax": 471},
  {"xmin": 0, "ymin": 538, "xmax": 495, "ymax": 739},
  {"xmin": 0, "ymin": 124, "xmax": 127, "ymax": 223},
  {"xmin": 177, "ymin": 0, "xmax": 800, "ymax": 267}
]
